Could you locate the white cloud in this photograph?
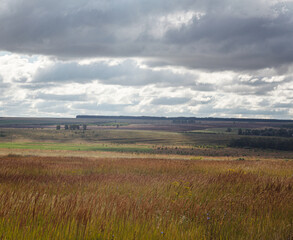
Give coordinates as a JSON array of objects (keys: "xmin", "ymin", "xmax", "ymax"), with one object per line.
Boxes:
[
  {"xmin": 0, "ymin": 51, "xmax": 292, "ymax": 118},
  {"xmin": 0, "ymin": 0, "xmax": 293, "ymax": 119}
]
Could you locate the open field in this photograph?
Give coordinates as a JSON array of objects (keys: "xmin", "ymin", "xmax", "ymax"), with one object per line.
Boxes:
[
  {"xmin": 0, "ymin": 117, "xmax": 293, "ymax": 239},
  {"xmin": 1, "ymin": 128, "xmax": 293, "ymax": 158},
  {"xmin": 1, "ymin": 141, "xmax": 293, "ymax": 159},
  {"xmin": 0, "ymin": 128, "xmax": 190, "ymax": 145},
  {"xmin": 0, "ymin": 154, "xmax": 292, "ymax": 239}
]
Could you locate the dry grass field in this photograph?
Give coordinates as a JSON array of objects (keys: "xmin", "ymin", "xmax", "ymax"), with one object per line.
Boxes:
[
  {"xmin": 0, "ymin": 154, "xmax": 292, "ymax": 239},
  {"xmin": 0, "ymin": 121, "xmax": 293, "ymax": 239}
]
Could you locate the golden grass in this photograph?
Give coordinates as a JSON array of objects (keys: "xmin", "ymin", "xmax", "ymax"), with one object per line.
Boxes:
[{"xmin": 0, "ymin": 155, "xmax": 292, "ymax": 239}]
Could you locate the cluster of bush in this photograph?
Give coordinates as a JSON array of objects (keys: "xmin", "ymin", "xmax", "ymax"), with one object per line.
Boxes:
[
  {"xmin": 238, "ymin": 128, "xmax": 293, "ymax": 138},
  {"xmin": 230, "ymin": 137, "xmax": 293, "ymax": 151},
  {"xmin": 172, "ymin": 119, "xmax": 196, "ymax": 124},
  {"xmin": 56, "ymin": 124, "xmax": 87, "ymax": 130}
]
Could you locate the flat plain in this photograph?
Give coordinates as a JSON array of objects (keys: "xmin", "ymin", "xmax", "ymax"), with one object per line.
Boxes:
[{"xmin": 0, "ymin": 117, "xmax": 292, "ymax": 239}]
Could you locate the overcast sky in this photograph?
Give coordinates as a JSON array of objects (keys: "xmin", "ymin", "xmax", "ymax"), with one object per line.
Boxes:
[{"xmin": 0, "ymin": 0, "xmax": 293, "ymax": 119}]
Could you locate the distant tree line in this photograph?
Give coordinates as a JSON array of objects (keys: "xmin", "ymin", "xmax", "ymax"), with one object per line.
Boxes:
[
  {"xmin": 76, "ymin": 115, "xmax": 293, "ymax": 123},
  {"xmin": 229, "ymin": 137, "xmax": 293, "ymax": 151},
  {"xmin": 238, "ymin": 128, "xmax": 293, "ymax": 138},
  {"xmin": 56, "ymin": 124, "xmax": 87, "ymax": 130}
]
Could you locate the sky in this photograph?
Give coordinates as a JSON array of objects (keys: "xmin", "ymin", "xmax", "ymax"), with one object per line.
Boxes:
[{"xmin": 0, "ymin": 0, "xmax": 293, "ymax": 119}]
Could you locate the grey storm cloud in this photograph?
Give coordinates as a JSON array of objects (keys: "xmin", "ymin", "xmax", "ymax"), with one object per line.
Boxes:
[
  {"xmin": 231, "ymin": 76, "xmax": 293, "ymax": 96},
  {"xmin": 192, "ymin": 83, "xmax": 215, "ymax": 92},
  {"xmin": 20, "ymin": 83, "xmax": 61, "ymax": 90},
  {"xmin": 1, "ymin": 0, "xmax": 293, "ymax": 119},
  {"xmin": 1, "ymin": 0, "xmax": 293, "ymax": 71},
  {"xmin": 33, "ymin": 60, "xmax": 196, "ymax": 86},
  {"xmin": 216, "ymin": 76, "xmax": 285, "ymax": 96}
]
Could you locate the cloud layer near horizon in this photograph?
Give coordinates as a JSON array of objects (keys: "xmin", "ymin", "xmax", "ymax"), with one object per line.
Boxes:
[{"xmin": 0, "ymin": 0, "xmax": 293, "ymax": 118}]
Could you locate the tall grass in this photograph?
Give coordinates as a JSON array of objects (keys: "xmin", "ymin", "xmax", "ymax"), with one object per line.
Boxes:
[{"xmin": 0, "ymin": 155, "xmax": 292, "ymax": 239}]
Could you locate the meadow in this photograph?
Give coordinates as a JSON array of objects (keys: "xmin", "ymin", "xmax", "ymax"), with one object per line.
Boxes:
[
  {"xmin": 0, "ymin": 117, "xmax": 293, "ymax": 239},
  {"xmin": 0, "ymin": 154, "xmax": 292, "ymax": 239}
]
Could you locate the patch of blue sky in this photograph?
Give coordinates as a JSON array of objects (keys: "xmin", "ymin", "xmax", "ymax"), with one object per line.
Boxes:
[
  {"xmin": 0, "ymin": 51, "xmax": 11, "ymax": 56},
  {"xmin": 20, "ymin": 55, "xmax": 39, "ymax": 63}
]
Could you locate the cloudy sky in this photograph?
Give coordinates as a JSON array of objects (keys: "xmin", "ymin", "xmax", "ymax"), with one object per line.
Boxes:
[{"xmin": 0, "ymin": 0, "xmax": 293, "ymax": 119}]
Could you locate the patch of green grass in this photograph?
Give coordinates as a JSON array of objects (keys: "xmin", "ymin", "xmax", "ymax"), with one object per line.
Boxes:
[
  {"xmin": 0, "ymin": 142, "xmax": 153, "ymax": 153},
  {"xmin": 188, "ymin": 128, "xmax": 238, "ymax": 135}
]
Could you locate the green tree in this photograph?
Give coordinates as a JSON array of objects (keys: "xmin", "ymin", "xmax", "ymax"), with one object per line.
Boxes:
[{"xmin": 238, "ymin": 128, "xmax": 243, "ymax": 135}]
